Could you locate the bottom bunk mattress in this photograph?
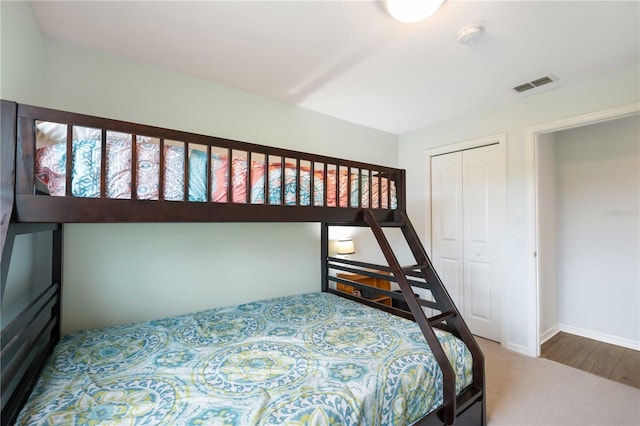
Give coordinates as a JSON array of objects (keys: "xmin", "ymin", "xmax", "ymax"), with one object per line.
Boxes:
[{"xmin": 17, "ymin": 292, "xmax": 472, "ymax": 425}]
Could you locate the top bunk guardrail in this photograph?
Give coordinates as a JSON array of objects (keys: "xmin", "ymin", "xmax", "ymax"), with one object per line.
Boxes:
[{"xmin": 3, "ymin": 101, "xmax": 406, "ymax": 223}]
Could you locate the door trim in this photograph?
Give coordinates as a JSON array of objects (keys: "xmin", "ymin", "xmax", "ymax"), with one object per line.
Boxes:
[
  {"xmin": 425, "ymin": 133, "xmax": 507, "ymax": 345},
  {"xmin": 525, "ymin": 102, "xmax": 640, "ymax": 357}
]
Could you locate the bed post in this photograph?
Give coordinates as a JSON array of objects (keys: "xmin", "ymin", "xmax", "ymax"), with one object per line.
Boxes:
[
  {"xmin": 397, "ymin": 169, "xmax": 406, "ymax": 212},
  {"xmin": 51, "ymin": 226, "xmax": 63, "ymax": 345},
  {"xmin": 320, "ymin": 222, "xmax": 329, "ymax": 292},
  {"xmin": 1, "ymin": 100, "xmax": 17, "ymax": 261}
]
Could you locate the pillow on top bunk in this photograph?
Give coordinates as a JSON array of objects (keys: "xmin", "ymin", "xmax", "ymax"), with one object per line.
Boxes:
[{"xmin": 36, "ymin": 122, "xmax": 111, "ymax": 148}]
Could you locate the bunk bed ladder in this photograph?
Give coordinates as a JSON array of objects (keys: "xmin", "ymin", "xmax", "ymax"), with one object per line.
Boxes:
[{"xmin": 363, "ymin": 209, "xmax": 485, "ymax": 426}]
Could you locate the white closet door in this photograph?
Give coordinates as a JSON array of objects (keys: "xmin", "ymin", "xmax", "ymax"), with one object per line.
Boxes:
[
  {"xmin": 462, "ymin": 144, "xmax": 503, "ymax": 342},
  {"xmin": 431, "ymin": 152, "xmax": 464, "ymax": 308},
  {"xmin": 431, "ymin": 144, "xmax": 504, "ymax": 342}
]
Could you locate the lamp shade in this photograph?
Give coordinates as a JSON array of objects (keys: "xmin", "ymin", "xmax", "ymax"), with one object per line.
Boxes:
[
  {"xmin": 337, "ymin": 239, "xmax": 356, "ymax": 255},
  {"xmin": 384, "ymin": 0, "xmax": 445, "ymax": 23}
]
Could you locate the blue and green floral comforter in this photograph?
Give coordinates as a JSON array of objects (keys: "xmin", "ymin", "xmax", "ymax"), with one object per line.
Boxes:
[{"xmin": 17, "ymin": 293, "xmax": 472, "ymax": 425}]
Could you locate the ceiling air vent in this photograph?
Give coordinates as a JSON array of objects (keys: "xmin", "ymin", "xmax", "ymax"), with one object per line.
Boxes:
[{"xmin": 513, "ymin": 74, "xmax": 557, "ymax": 93}]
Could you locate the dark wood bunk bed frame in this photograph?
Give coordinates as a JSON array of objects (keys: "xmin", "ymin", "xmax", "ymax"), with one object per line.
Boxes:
[{"xmin": 0, "ymin": 100, "xmax": 485, "ymax": 426}]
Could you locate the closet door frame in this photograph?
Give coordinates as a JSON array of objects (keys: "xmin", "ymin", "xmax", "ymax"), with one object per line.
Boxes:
[{"xmin": 425, "ymin": 133, "xmax": 507, "ymax": 345}]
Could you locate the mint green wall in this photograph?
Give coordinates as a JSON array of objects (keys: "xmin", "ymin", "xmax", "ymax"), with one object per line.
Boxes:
[
  {"xmin": 40, "ymin": 39, "xmax": 396, "ymax": 163},
  {"xmin": 63, "ymin": 223, "xmax": 321, "ymax": 333},
  {"xmin": 0, "ymin": 1, "xmax": 46, "ymax": 103},
  {"xmin": 1, "ymin": 2, "xmax": 398, "ymax": 335}
]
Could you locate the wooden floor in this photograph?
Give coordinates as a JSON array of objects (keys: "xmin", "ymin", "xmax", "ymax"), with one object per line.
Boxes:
[{"xmin": 541, "ymin": 332, "xmax": 640, "ymax": 388}]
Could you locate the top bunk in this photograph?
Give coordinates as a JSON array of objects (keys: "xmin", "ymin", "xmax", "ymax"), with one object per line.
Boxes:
[{"xmin": 1, "ymin": 100, "xmax": 405, "ymax": 225}]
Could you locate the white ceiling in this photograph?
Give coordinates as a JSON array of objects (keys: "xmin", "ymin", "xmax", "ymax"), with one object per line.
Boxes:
[{"xmin": 31, "ymin": 1, "xmax": 639, "ymax": 135}]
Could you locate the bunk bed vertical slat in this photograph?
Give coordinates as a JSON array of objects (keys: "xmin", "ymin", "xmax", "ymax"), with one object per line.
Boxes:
[
  {"xmin": 320, "ymin": 222, "xmax": 329, "ymax": 293},
  {"xmin": 99, "ymin": 129, "xmax": 107, "ymax": 199},
  {"xmin": 131, "ymin": 135, "xmax": 138, "ymax": 200},
  {"xmin": 358, "ymin": 168, "xmax": 363, "ymax": 208},
  {"xmin": 262, "ymin": 154, "xmax": 268, "ymax": 205},
  {"xmin": 184, "ymin": 142, "xmax": 189, "ymax": 202},
  {"xmin": 206, "ymin": 145, "xmax": 212, "ymax": 203},
  {"xmin": 310, "ymin": 161, "xmax": 315, "ymax": 207},
  {"xmin": 323, "ymin": 163, "xmax": 328, "ymax": 206},
  {"xmin": 159, "ymin": 138, "xmax": 165, "ymax": 201},
  {"xmin": 295, "ymin": 158, "xmax": 301, "ymax": 206},
  {"xmin": 368, "ymin": 169, "xmax": 373, "ymax": 208},
  {"xmin": 347, "ymin": 166, "xmax": 352, "ymax": 208},
  {"xmin": 247, "ymin": 151, "xmax": 253, "ymax": 204},
  {"xmin": 64, "ymin": 126, "xmax": 72, "ymax": 197},
  {"xmin": 378, "ymin": 172, "xmax": 382, "ymax": 209},
  {"xmin": 280, "ymin": 156, "xmax": 285, "ymax": 205},
  {"xmin": 334, "ymin": 164, "xmax": 339, "ymax": 207},
  {"xmin": 226, "ymin": 147, "xmax": 232, "ymax": 204}
]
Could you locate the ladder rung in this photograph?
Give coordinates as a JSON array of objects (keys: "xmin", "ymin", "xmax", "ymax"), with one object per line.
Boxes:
[
  {"xmin": 376, "ymin": 221, "xmax": 404, "ymax": 227},
  {"xmin": 429, "ymin": 310, "xmax": 457, "ymax": 326},
  {"xmin": 402, "ymin": 264, "xmax": 430, "ymax": 272}
]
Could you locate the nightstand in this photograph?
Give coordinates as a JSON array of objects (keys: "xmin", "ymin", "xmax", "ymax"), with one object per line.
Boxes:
[{"xmin": 336, "ymin": 271, "xmax": 391, "ymax": 306}]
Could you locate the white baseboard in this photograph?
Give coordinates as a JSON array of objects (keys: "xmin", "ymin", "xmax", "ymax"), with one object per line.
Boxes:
[
  {"xmin": 559, "ymin": 324, "xmax": 640, "ymax": 351},
  {"xmin": 504, "ymin": 341, "xmax": 533, "ymax": 357},
  {"xmin": 540, "ymin": 325, "xmax": 561, "ymax": 345}
]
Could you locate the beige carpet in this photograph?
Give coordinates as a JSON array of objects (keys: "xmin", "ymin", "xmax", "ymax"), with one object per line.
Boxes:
[{"xmin": 478, "ymin": 338, "xmax": 640, "ymax": 426}]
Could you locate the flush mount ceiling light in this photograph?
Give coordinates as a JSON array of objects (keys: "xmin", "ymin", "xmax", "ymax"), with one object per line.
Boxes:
[{"xmin": 384, "ymin": 0, "xmax": 446, "ymax": 23}]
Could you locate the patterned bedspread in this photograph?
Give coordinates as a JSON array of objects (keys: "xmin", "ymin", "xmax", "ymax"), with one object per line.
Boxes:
[
  {"xmin": 17, "ymin": 293, "xmax": 472, "ymax": 425},
  {"xmin": 34, "ymin": 140, "xmax": 397, "ymax": 209}
]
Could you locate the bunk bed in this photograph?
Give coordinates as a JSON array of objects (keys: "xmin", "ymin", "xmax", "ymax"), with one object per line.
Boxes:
[{"xmin": 0, "ymin": 100, "xmax": 485, "ymax": 426}]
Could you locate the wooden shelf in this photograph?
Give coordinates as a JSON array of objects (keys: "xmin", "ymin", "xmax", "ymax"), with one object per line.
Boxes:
[{"xmin": 336, "ymin": 271, "xmax": 391, "ymax": 306}]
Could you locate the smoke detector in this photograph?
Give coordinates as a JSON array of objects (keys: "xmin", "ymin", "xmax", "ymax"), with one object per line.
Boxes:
[{"xmin": 458, "ymin": 24, "xmax": 484, "ymax": 44}]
